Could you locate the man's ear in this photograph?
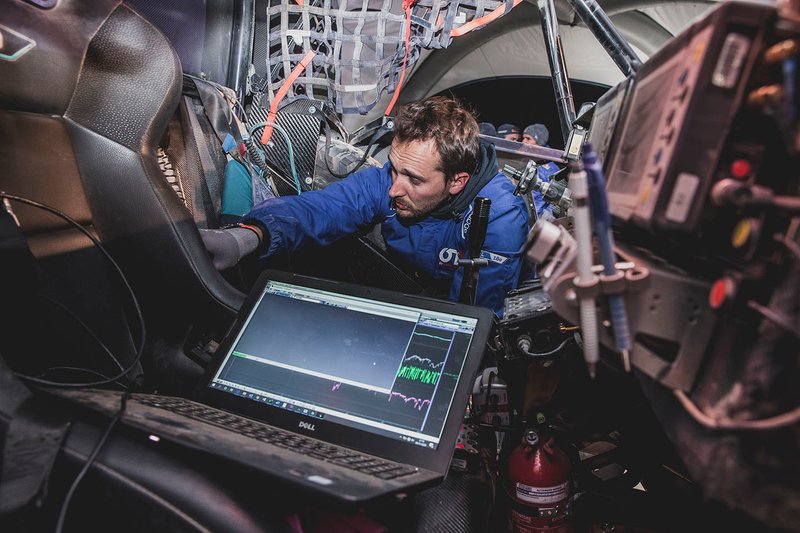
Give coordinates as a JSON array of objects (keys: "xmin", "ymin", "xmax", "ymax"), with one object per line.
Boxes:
[{"xmin": 448, "ymin": 172, "xmax": 470, "ymax": 196}]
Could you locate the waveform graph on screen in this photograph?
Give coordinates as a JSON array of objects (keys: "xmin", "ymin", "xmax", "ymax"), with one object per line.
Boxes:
[
  {"xmin": 388, "ymin": 392, "xmax": 432, "ymax": 411},
  {"xmin": 398, "ymin": 351, "xmax": 447, "ymax": 380},
  {"xmin": 397, "ymin": 330, "xmax": 451, "ymax": 380},
  {"xmin": 386, "ymin": 325, "xmax": 459, "ymax": 423}
]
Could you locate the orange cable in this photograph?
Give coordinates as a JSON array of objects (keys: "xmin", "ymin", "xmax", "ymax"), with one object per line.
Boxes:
[
  {"xmin": 385, "ymin": 4, "xmax": 414, "ymax": 116},
  {"xmin": 261, "ymin": 50, "xmax": 316, "ymax": 146}
]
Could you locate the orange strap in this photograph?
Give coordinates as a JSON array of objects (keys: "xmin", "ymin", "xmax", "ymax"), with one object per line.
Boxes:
[
  {"xmin": 238, "ymin": 223, "xmax": 264, "ymax": 244},
  {"xmin": 450, "ymin": 0, "xmax": 522, "ymax": 37},
  {"xmin": 261, "ymin": 50, "xmax": 316, "ymax": 146},
  {"xmin": 385, "ymin": 4, "xmax": 413, "ymax": 116}
]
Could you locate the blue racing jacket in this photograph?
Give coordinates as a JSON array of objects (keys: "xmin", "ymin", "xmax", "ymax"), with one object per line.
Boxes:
[
  {"xmin": 533, "ymin": 160, "xmax": 560, "ymax": 219},
  {"xmin": 245, "ymin": 160, "xmax": 529, "ymax": 315}
]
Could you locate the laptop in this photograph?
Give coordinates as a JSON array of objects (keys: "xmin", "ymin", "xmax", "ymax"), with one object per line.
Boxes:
[{"xmin": 51, "ymin": 269, "xmax": 495, "ymax": 503}]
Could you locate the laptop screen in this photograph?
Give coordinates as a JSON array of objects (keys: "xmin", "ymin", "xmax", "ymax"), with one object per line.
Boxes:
[{"xmin": 208, "ymin": 278, "xmax": 481, "ymax": 451}]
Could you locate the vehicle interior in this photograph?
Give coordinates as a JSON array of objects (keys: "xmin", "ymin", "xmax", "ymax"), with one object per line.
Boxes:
[{"xmin": 1, "ymin": 0, "xmax": 798, "ymax": 531}]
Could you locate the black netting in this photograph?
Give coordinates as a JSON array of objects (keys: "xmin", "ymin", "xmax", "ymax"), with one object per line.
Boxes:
[{"xmin": 253, "ymin": 0, "xmax": 518, "ymax": 115}]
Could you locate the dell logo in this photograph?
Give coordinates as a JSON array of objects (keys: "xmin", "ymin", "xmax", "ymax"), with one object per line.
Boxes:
[{"xmin": 298, "ymin": 421, "xmax": 316, "ymax": 432}]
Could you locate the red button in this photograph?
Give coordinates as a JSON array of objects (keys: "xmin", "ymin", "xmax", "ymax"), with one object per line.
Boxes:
[
  {"xmin": 730, "ymin": 159, "xmax": 751, "ymax": 179},
  {"xmin": 709, "ymin": 278, "xmax": 731, "ymax": 309}
]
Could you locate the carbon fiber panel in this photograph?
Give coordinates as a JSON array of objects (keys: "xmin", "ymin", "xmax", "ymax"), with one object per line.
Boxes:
[
  {"xmin": 250, "ymin": 98, "xmax": 324, "ymax": 196},
  {"xmin": 410, "ymin": 468, "xmax": 495, "ymax": 532}
]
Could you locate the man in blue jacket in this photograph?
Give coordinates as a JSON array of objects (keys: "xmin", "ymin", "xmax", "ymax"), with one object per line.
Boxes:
[
  {"xmin": 523, "ymin": 123, "xmax": 561, "ymax": 219},
  {"xmin": 201, "ymin": 96, "xmax": 530, "ymax": 315}
]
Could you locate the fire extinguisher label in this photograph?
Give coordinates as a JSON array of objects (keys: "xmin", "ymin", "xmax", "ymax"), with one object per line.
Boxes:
[
  {"xmin": 515, "ymin": 481, "xmax": 569, "ymax": 504},
  {"xmin": 509, "ymin": 508, "xmax": 572, "ymax": 533}
]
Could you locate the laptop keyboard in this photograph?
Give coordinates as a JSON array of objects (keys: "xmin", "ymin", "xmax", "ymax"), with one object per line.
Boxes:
[{"xmin": 135, "ymin": 395, "xmax": 418, "ymax": 480}]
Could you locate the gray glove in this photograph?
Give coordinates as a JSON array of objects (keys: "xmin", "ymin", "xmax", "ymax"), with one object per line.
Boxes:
[{"xmin": 199, "ymin": 227, "xmax": 259, "ymax": 270}]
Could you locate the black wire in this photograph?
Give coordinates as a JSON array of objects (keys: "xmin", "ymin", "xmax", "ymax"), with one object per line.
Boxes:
[
  {"xmin": 476, "ymin": 421, "xmax": 519, "ymax": 432},
  {"xmin": 483, "ymin": 370, "xmax": 495, "ymax": 416},
  {"xmin": 323, "ymin": 120, "xmax": 381, "ymax": 179},
  {"xmin": 519, "ymin": 336, "xmax": 575, "ymax": 359},
  {"xmin": 37, "ymin": 367, "xmax": 127, "ymax": 389},
  {"xmin": 38, "ymin": 367, "xmax": 111, "ymax": 379},
  {"xmin": 54, "ymin": 389, "xmax": 130, "ymax": 533},
  {"xmin": 41, "ymin": 295, "xmax": 126, "ymax": 373},
  {"xmin": 245, "ymin": 137, "xmax": 270, "ymax": 174},
  {"xmin": 246, "ymin": 126, "xmax": 309, "ymax": 194},
  {"xmin": 0, "ymin": 192, "xmax": 146, "ymax": 388},
  {"xmin": 1, "ymin": 193, "xmax": 142, "ymax": 531}
]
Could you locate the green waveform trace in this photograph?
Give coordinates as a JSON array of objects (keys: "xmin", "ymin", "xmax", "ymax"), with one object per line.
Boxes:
[
  {"xmin": 413, "ymin": 332, "xmax": 452, "ymax": 342},
  {"xmin": 396, "ymin": 364, "xmax": 440, "ymax": 385}
]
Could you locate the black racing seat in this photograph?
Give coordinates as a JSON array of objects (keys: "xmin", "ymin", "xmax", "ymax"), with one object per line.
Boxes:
[
  {"xmin": 0, "ymin": 0, "xmax": 244, "ymax": 388},
  {"xmin": 0, "ymin": 1, "xmax": 274, "ymax": 530}
]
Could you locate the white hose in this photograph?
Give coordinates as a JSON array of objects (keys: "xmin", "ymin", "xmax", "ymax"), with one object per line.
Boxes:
[{"xmin": 568, "ymin": 163, "xmax": 599, "ymax": 377}]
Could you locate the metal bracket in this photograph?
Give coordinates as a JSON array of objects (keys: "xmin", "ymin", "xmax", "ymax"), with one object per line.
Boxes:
[
  {"xmin": 458, "ymin": 258, "xmax": 489, "ymax": 268},
  {"xmin": 347, "ymin": 115, "xmax": 395, "ymax": 145},
  {"xmin": 569, "ymin": 262, "xmax": 651, "ymax": 303}
]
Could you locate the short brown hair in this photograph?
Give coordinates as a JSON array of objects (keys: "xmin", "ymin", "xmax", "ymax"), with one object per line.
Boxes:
[{"xmin": 393, "ymin": 96, "xmax": 480, "ymax": 180}]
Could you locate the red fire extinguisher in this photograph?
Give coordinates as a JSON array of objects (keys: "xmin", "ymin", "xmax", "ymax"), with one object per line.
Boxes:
[{"xmin": 505, "ymin": 428, "xmax": 573, "ymax": 532}]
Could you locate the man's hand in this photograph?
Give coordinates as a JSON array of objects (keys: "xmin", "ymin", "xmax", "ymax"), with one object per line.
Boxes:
[{"xmin": 199, "ymin": 227, "xmax": 259, "ymax": 270}]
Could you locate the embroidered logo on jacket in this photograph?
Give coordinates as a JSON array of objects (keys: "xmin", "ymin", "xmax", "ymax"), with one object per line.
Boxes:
[
  {"xmin": 438, "ymin": 247, "xmax": 461, "ymax": 269},
  {"xmin": 482, "ymin": 251, "xmax": 508, "ymax": 264},
  {"xmin": 461, "ymin": 205, "xmax": 474, "ymax": 239}
]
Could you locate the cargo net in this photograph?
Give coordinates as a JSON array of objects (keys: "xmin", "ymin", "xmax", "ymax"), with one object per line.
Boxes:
[{"xmin": 252, "ymin": 0, "xmax": 519, "ymax": 116}]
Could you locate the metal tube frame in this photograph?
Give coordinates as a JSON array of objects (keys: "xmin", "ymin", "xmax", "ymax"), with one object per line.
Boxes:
[
  {"xmin": 566, "ymin": 0, "xmax": 642, "ymax": 78},
  {"xmin": 538, "ymin": 0, "xmax": 577, "ymax": 145},
  {"xmin": 227, "ymin": 0, "xmax": 255, "ymax": 101}
]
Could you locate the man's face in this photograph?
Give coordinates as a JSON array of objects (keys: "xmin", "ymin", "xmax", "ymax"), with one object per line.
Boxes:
[
  {"xmin": 504, "ymin": 132, "xmax": 522, "ymax": 142},
  {"xmin": 388, "ymin": 139, "xmax": 466, "ymax": 221},
  {"xmin": 522, "ymin": 133, "xmax": 538, "ymax": 146}
]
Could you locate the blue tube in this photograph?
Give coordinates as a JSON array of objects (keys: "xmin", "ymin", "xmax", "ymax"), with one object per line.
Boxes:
[{"xmin": 582, "ymin": 142, "xmax": 632, "ymax": 370}]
